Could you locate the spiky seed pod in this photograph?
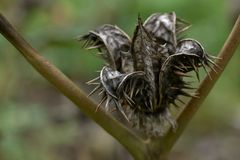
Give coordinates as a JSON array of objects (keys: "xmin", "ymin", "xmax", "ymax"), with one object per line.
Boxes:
[
  {"xmin": 78, "ymin": 12, "xmax": 216, "ymax": 136},
  {"xmin": 78, "ymin": 25, "xmax": 133, "ymax": 73}
]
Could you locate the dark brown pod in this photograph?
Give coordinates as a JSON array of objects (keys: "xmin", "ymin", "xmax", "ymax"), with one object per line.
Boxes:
[{"xmin": 79, "ymin": 12, "xmax": 216, "ymax": 136}]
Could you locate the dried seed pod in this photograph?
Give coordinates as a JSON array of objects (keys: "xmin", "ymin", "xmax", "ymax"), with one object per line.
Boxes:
[
  {"xmin": 143, "ymin": 12, "xmax": 191, "ymax": 54},
  {"xmin": 78, "ymin": 12, "xmax": 217, "ymax": 136},
  {"xmin": 78, "ymin": 25, "xmax": 133, "ymax": 72},
  {"xmin": 143, "ymin": 12, "xmax": 177, "ymax": 46},
  {"xmin": 131, "ymin": 17, "xmax": 156, "ymax": 112}
]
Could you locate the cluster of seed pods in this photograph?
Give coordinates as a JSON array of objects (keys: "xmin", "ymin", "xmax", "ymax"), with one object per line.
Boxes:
[{"xmin": 79, "ymin": 12, "xmax": 216, "ymax": 136}]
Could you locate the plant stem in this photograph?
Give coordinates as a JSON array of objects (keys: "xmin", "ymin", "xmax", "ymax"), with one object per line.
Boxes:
[
  {"xmin": 156, "ymin": 15, "xmax": 240, "ymax": 154},
  {"xmin": 0, "ymin": 13, "xmax": 147, "ymax": 159},
  {"xmin": 1, "ymin": 10, "xmax": 239, "ymax": 160}
]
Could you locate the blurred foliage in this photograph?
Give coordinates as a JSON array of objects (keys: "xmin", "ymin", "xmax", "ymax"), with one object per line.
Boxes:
[{"xmin": 0, "ymin": 0, "xmax": 239, "ymax": 160}]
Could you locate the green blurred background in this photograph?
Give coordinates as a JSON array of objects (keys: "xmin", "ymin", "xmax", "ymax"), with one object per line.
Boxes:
[{"xmin": 0, "ymin": 0, "xmax": 239, "ymax": 160}]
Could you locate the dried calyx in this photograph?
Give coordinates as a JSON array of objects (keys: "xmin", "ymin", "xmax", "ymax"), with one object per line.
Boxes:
[{"xmin": 78, "ymin": 12, "xmax": 217, "ymax": 136}]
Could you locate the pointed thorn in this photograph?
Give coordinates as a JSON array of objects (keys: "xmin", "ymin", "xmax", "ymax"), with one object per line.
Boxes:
[
  {"xmin": 192, "ymin": 93, "xmax": 200, "ymax": 98},
  {"xmin": 174, "ymin": 71, "xmax": 191, "ymax": 77},
  {"xmin": 207, "ymin": 58, "xmax": 221, "ymax": 70},
  {"xmin": 98, "ymin": 89, "xmax": 104, "ymax": 95},
  {"xmin": 179, "ymin": 62, "xmax": 188, "ymax": 71},
  {"xmin": 182, "ymin": 85, "xmax": 196, "ymax": 90},
  {"xmin": 86, "ymin": 77, "xmax": 100, "ymax": 84},
  {"xmin": 105, "ymin": 96, "xmax": 111, "ymax": 111},
  {"xmin": 205, "ymin": 62, "xmax": 218, "ymax": 74},
  {"xmin": 124, "ymin": 92, "xmax": 135, "ymax": 105},
  {"xmin": 180, "ymin": 90, "xmax": 197, "ymax": 98},
  {"xmin": 195, "ymin": 70, "xmax": 200, "ymax": 82},
  {"xmin": 83, "ymin": 38, "xmax": 91, "ymax": 48},
  {"xmin": 190, "ymin": 59, "xmax": 200, "ymax": 81},
  {"xmin": 129, "ymin": 87, "xmax": 135, "ymax": 99},
  {"xmin": 114, "ymin": 101, "xmax": 129, "ymax": 122},
  {"xmin": 201, "ymin": 62, "xmax": 212, "ymax": 80},
  {"xmin": 88, "ymin": 85, "xmax": 101, "ymax": 97},
  {"xmin": 207, "ymin": 54, "xmax": 222, "ymax": 60},
  {"xmin": 86, "ymin": 44, "xmax": 103, "ymax": 50},
  {"xmin": 206, "ymin": 56, "xmax": 222, "ymax": 70},
  {"xmin": 207, "ymin": 57, "xmax": 216, "ymax": 65},
  {"xmin": 87, "ymin": 82, "xmax": 100, "ymax": 85},
  {"xmin": 188, "ymin": 58, "xmax": 196, "ymax": 68},
  {"xmin": 96, "ymin": 52, "xmax": 105, "ymax": 55},
  {"xmin": 95, "ymin": 96, "xmax": 107, "ymax": 112},
  {"xmin": 135, "ymin": 88, "xmax": 141, "ymax": 96},
  {"xmin": 174, "ymin": 65, "xmax": 185, "ymax": 72},
  {"xmin": 130, "ymin": 80, "xmax": 137, "ymax": 98}
]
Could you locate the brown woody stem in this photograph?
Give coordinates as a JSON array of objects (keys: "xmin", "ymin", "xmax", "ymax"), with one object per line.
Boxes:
[
  {"xmin": 154, "ymin": 15, "xmax": 240, "ymax": 155},
  {"xmin": 0, "ymin": 13, "xmax": 147, "ymax": 159}
]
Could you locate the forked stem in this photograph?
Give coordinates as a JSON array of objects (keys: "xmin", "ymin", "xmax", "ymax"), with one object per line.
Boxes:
[{"xmin": 1, "ymin": 11, "xmax": 239, "ymax": 160}]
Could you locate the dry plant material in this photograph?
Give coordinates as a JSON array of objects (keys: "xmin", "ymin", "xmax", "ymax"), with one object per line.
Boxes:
[{"xmin": 78, "ymin": 12, "xmax": 216, "ymax": 136}]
